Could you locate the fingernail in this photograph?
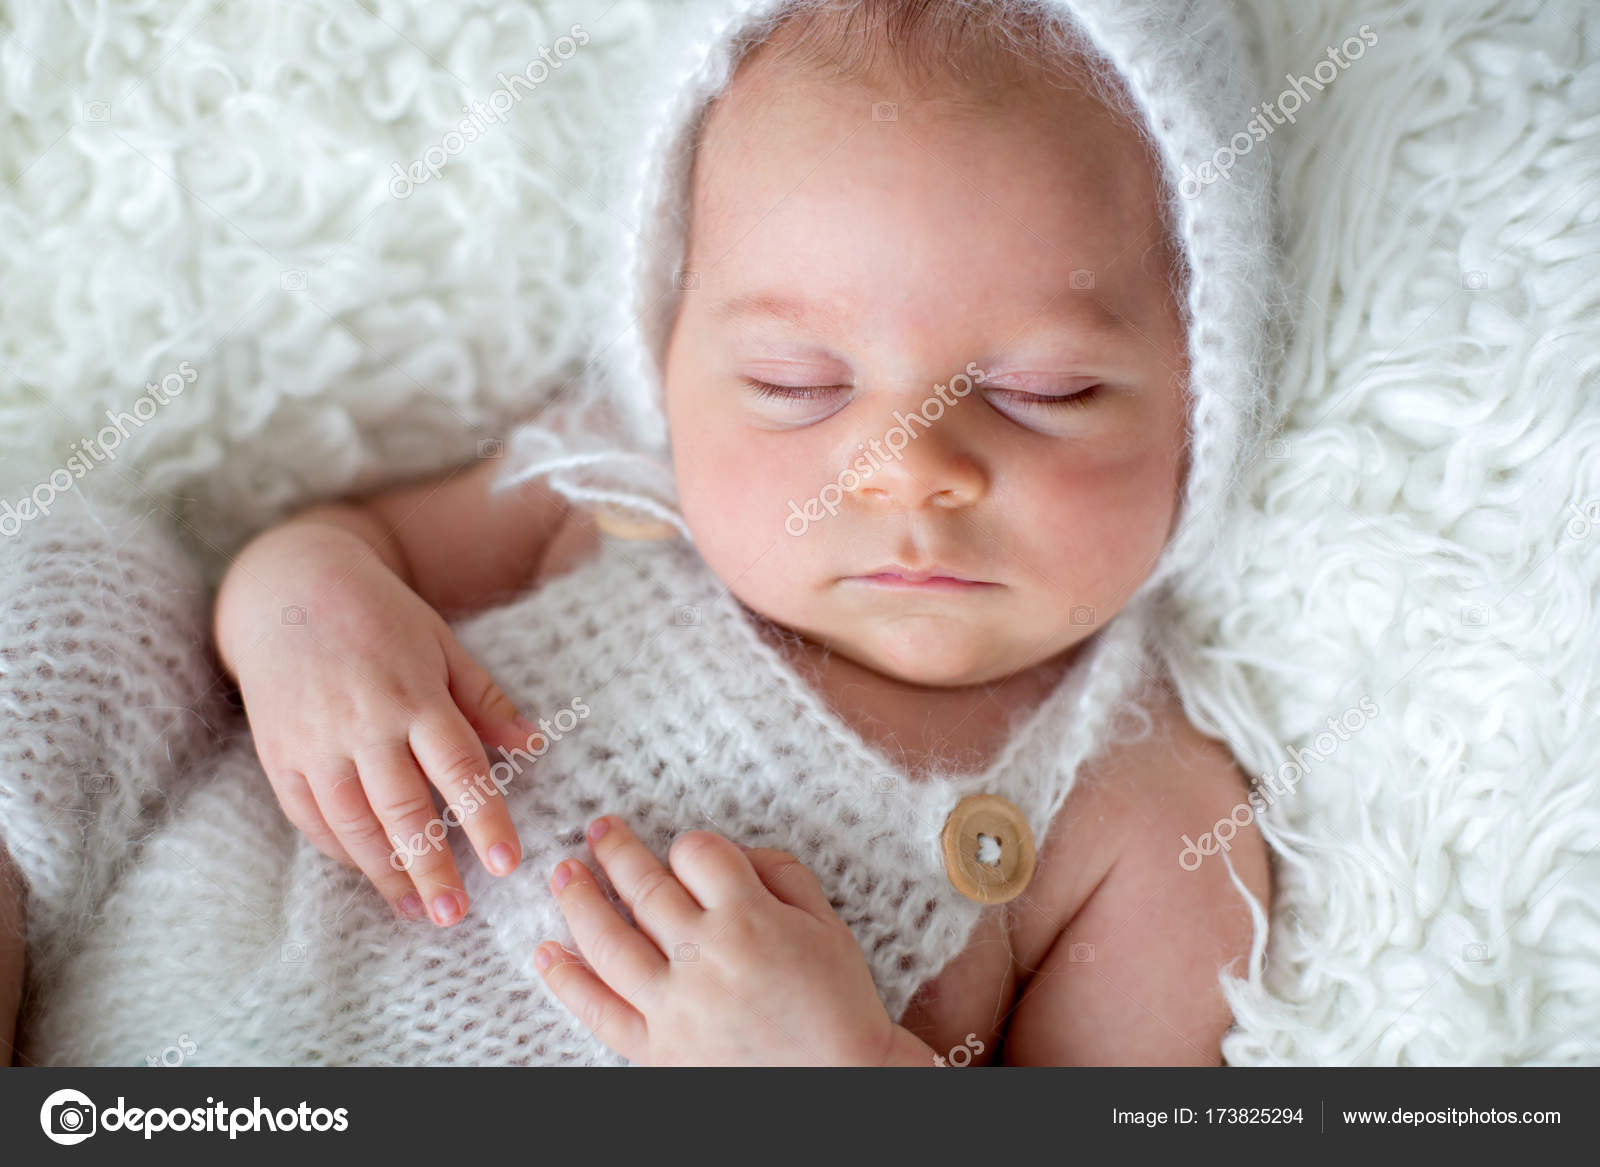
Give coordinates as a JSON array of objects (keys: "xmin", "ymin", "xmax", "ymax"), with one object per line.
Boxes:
[
  {"xmin": 398, "ymin": 893, "xmax": 424, "ymax": 919},
  {"xmin": 552, "ymin": 862, "xmax": 572, "ymax": 892},
  {"xmin": 535, "ymin": 945, "xmax": 553, "ymax": 971},
  {"xmin": 489, "ymin": 842, "xmax": 517, "ymax": 875},
  {"xmin": 431, "ymin": 892, "xmax": 462, "ymax": 926},
  {"xmin": 587, "ymin": 817, "xmax": 610, "ymax": 844}
]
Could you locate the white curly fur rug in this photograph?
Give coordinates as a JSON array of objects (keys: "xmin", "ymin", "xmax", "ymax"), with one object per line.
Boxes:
[{"xmin": 1, "ymin": 0, "xmax": 1596, "ymax": 1064}]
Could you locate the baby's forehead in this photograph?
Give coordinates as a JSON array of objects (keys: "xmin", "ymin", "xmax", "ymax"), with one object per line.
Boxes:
[
  {"xmin": 687, "ymin": 57, "xmax": 1176, "ymax": 289},
  {"xmin": 694, "ymin": 25, "xmax": 1164, "ymax": 213}
]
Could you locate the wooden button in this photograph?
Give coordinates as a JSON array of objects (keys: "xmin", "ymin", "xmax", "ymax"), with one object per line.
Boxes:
[
  {"xmin": 591, "ymin": 505, "xmax": 680, "ymax": 541},
  {"xmin": 940, "ymin": 794, "xmax": 1035, "ymax": 904}
]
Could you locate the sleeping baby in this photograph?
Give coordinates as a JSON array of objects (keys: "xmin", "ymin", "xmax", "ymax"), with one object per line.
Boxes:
[{"xmin": 2, "ymin": 0, "xmax": 1284, "ymax": 1065}]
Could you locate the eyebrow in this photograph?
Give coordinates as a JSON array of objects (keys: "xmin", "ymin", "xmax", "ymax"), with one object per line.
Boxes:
[
  {"xmin": 712, "ymin": 288, "xmax": 1131, "ymax": 344},
  {"xmin": 713, "ymin": 292, "xmax": 852, "ymax": 335}
]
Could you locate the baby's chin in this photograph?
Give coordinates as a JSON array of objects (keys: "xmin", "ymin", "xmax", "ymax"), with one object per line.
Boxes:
[{"xmin": 830, "ymin": 614, "xmax": 1048, "ymax": 689}]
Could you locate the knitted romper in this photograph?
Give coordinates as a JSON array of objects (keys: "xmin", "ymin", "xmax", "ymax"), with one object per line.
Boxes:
[{"xmin": 7, "ymin": 502, "xmax": 1155, "ymax": 1066}]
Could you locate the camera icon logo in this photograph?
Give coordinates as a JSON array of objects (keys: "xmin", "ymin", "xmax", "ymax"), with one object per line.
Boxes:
[
  {"xmin": 872, "ymin": 101, "xmax": 898, "ymax": 121},
  {"xmin": 280, "ymin": 269, "xmax": 308, "ymax": 292},
  {"xmin": 1068, "ymin": 942, "xmax": 1095, "ymax": 963},
  {"xmin": 82, "ymin": 101, "xmax": 110, "ymax": 122},
  {"xmin": 40, "ymin": 1088, "xmax": 97, "ymax": 1145},
  {"xmin": 1461, "ymin": 604, "xmax": 1489, "ymax": 627},
  {"xmin": 81, "ymin": 773, "xmax": 111, "ymax": 795},
  {"xmin": 1462, "ymin": 942, "xmax": 1490, "ymax": 962},
  {"xmin": 1070, "ymin": 604, "xmax": 1095, "ymax": 626},
  {"xmin": 1461, "ymin": 270, "xmax": 1488, "ymax": 291},
  {"xmin": 674, "ymin": 270, "xmax": 699, "ymax": 290},
  {"xmin": 1564, "ymin": 499, "xmax": 1600, "ymax": 541},
  {"xmin": 1266, "ymin": 438, "xmax": 1292, "ymax": 460},
  {"xmin": 673, "ymin": 605, "xmax": 699, "ymax": 627},
  {"xmin": 674, "ymin": 942, "xmax": 700, "ymax": 962},
  {"xmin": 477, "ymin": 437, "xmax": 504, "ymax": 459},
  {"xmin": 281, "ymin": 605, "xmax": 307, "ymax": 626},
  {"xmin": 281, "ymin": 941, "xmax": 308, "ymax": 963},
  {"xmin": 1069, "ymin": 268, "xmax": 1096, "ymax": 290}
]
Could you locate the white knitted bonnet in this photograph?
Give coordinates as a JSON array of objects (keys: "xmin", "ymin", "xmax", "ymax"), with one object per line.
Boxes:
[{"xmin": 498, "ymin": 0, "xmax": 1283, "ymax": 606}]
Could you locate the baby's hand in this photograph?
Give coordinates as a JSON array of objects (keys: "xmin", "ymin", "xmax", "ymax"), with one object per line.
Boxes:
[
  {"xmin": 536, "ymin": 817, "xmax": 938, "ymax": 1065},
  {"xmin": 231, "ymin": 538, "xmax": 535, "ymax": 927}
]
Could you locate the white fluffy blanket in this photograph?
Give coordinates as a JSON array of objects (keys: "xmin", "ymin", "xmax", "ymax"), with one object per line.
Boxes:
[{"xmin": 1, "ymin": 0, "xmax": 1596, "ymax": 1063}]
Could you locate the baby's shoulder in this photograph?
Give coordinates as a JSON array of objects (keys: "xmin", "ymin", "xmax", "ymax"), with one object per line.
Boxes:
[
  {"xmin": 1000, "ymin": 679, "xmax": 1272, "ymax": 1064},
  {"xmin": 1090, "ymin": 676, "xmax": 1255, "ymax": 817},
  {"xmin": 1030, "ymin": 677, "xmax": 1269, "ymax": 930}
]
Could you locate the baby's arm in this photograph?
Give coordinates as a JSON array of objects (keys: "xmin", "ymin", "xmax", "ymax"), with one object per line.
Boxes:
[
  {"xmin": 232, "ymin": 451, "xmax": 574, "ymax": 622},
  {"xmin": 1003, "ymin": 694, "xmax": 1272, "ymax": 1065},
  {"xmin": 214, "ymin": 453, "xmax": 572, "ymax": 925}
]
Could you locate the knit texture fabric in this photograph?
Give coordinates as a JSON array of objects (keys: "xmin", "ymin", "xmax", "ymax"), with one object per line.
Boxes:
[
  {"xmin": 10, "ymin": 498, "xmax": 1157, "ymax": 1065},
  {"xmin": 0, "ymin": 491, "xmax": 231, "ymax": 1001}
]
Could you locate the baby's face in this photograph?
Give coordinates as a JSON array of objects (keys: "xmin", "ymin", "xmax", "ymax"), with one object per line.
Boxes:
[{"xmin": 663, "ymin": 59, "xmax": 1190, "ymax": 688}]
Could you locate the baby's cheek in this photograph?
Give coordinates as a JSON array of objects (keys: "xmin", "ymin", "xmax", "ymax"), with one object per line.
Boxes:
[
  {"xmin": 1019, "ymin": 448, "xmax": 1178, "ymax": 602},
  {"xmin": 676, "ymin": 425, "xmax": 812, "ymax": 577}
]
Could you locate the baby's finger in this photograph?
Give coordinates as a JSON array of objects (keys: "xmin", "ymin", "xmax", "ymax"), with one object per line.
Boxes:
[
  {"xmin": 267, "ymin": 765, "xmax": 356, "ymax": 869},
  {"xmin": 667, "ymin": 830, "xmax": 769, "ymax": 912},
  {"xmin": 303, "ymin": 760, "xmax": 426, "ymax": 919},
  {"xmin": 535, "ymin": 943, "xmax": 648, "ymax": 1064},
  {"xmin": 352, "ymin": 742, "xmax": 470, "ymax": 927},
  {"xmin": 441, "ymin": 633, "xmax": 538, "ymax": 755},
  {"xmin": 409, "ymin": 706, "xmax": 522, "ymax": 877},
  {"xmin": 551, "ymin": 858, "xmax": 668, "ymax": 1008},
  {"xmin": 741, "ymin": 848, "xmax": 837, "ymax": 921},
  {"xmin": 584, "ymin": 816, "xmax": 699, "ymax": 944}
]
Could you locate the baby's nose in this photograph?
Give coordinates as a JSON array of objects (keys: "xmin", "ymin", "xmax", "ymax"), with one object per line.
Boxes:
[{"xmin": 854, "ymin": 423, "xmax": 988, "ymax": 512}]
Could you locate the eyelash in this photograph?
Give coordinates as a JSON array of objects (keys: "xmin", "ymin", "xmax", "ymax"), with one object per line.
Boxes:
[
  {"xmin": 742, "ymin": 378, "xmax": 844, "ymax": 402},
  {"xmin": 989, "ymin": 385, "xmax": 1101, "ymax": 410},
  {"xmin": 742, "ymin": 379, "xmax": 1102, "ymax": 410}
]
